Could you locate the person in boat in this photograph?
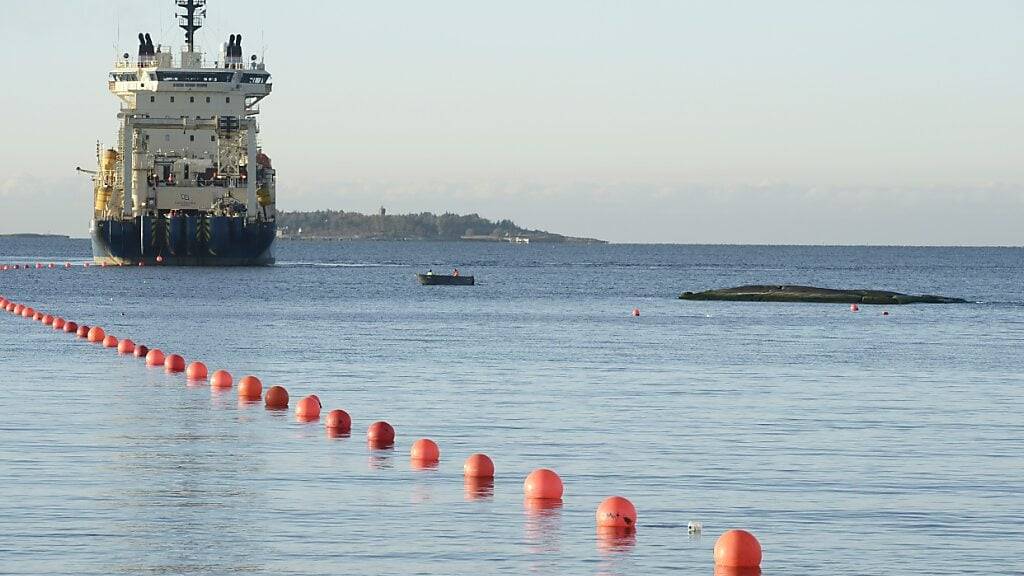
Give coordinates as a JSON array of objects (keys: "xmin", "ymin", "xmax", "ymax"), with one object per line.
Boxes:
[
  {"xmin": 426, "ymin": 269, "xmax": 433, "ymax": 276},
  {"xmin": 452, "ymin": 268, "xmax": 460, "ymax": 277}
]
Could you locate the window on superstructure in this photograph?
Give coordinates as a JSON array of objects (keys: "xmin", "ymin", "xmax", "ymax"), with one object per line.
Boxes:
[
  {"xmin": 206, "ymin": 97, "xmax": 211, "ymax": 103},
  {"xmin": 190, "ymin": 135, "xmax": 195, "ymax": 142},
  {"xmin": 150, "ymin": 96, "xmax": 155, "ymax": 103},
  {"xmin": 190, "ymin": 96, "xmax": 195, "ymax": 103},
  {"xmin": 226, "ymin": 97, "xmax": 231, "ymax": 103},
  {"xmin": 170, "ymin": 96, "xmax": 175, "ymax": 103},
  {"xmin": 210, "ymin": 135, "xmax": 216, "ymax": 142}
]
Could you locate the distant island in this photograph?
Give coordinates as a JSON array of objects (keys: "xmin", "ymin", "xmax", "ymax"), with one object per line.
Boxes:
[
  {"xmin": 0, "ymin": 233, "xmax": 70, "ymax": 239},
  {"xmin": 276, "ymin": 209, "xmax": 605, "ymax": 243}
]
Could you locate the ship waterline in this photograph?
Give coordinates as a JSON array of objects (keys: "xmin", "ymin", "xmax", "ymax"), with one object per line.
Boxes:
[{"xmin": 91, "ymin": 215, "xmax": 275, "ymax": 266}]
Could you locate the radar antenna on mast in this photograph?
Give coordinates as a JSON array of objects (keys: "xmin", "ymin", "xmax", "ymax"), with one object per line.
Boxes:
[{"xmin": 176, "ymin": 0, "xmax": 206, "ymax": 52}]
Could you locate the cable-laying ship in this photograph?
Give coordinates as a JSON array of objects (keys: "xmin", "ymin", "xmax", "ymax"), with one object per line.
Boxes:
[{"xmin": 88, "ymin": 0, "xmax": 276, "ymax": 265}]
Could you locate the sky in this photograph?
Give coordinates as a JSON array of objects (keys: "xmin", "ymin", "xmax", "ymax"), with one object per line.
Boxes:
[{"xmin": 0, "ymin": 0, "xmax": 1021, "ymax": 244}]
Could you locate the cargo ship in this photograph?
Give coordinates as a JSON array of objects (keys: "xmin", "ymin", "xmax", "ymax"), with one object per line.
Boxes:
[{"xmin": 87, "ymin": 0, "xmax": 276, "ymax": 265}]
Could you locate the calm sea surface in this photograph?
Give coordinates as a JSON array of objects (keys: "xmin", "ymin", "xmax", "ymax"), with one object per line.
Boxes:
[{"xmin": 1, "ymin": 238, "xmax": 1021, "ymax": 575}]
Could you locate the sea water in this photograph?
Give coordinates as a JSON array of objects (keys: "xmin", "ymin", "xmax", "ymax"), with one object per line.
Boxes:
[{"xmin": 0, "ymin": 237, "xmax": 1021, "ymax": 575}]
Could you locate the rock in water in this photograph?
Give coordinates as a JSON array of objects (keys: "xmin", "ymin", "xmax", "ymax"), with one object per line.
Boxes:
[{"xmin": 678, "ymin": 285, "xmax": 967, "ymax": 305}]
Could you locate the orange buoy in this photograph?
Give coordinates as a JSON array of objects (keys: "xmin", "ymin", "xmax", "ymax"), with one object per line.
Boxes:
[
  {"xmin": 524, "ymin": 468, "xmax": 563, "ymax": 500},
  {"xmin": 295, "ymin": 395, "xmax": 321, "ymax": 420},
  {"xmin": 850, "ymin": 303, "xmax": 859, "ymax": 312},
  {"xmin": 714, "ymin": 529, "xmax": 762, "ymax": 568},
  {"xmin": 264, "ymin": 385, "xmax": 288, "ymax": 408},
  {"xmin": 57, "ymin": 319, "xmax": 71, "ymax": 332},
  {"xmin": 410, "ymin": 438, "xmax": 440, "ymax": 462},
  {"xmin": 102, "ymin": 334, "xmax": 118, "ymax": 348},
  {"xmin": 100, "ymin": 262, "xmax": 107, "ymax": 267},
  {"xmin": 367, "ymin": 421, "xmax": 395, "ymax": 446},
  {"xmin": 324, "ymin": 409, "xmax": 351, "ymax": 432},
  {"xmin": 156, "ymin": 255, "xmax": 164, "ymax": 263},
  {"xmin": 631, "ymin": 307, "xmax": 640, "ymax": 317},
  {"xmin": 76, "ymin": 325, "xmax": 90, "ymax": 338},
  {"xmin": 145, "ymin": 348, "xmax": 165, "ymax": 367},
  {"xmin": 87, "ymin": 326, "xmax": 106, "ymax": 343},
  {"xmin": 42, "ymin": 314, "xmax": 54, "ymax": 326},
  {"xmin": 463, "ymin": 453, "xmax": 495, "ymax": 478},
  {"xmin": 64, "ymin": 262, "xmax": 71, "ymax": 269},
  {"xmin": 13, "ymin": 304, "xmax": 24, "ymax": 315},
  {"xmin": 210, "ymin": 369, "xmax": 234, "ymax": 388},
  {"xmin": 133, "ymin": 344, "xmax": 149, "ymax": 358},
  {"xmin": 21, "ymin": 306, "xmax": 34, "ymax": 318},
  {"xmin": 32, "ymin": 310, "xmax": 43, "ymax": 320},
  {"xmin": 186, "ymin": 361, "xmax": 208, "ymax": 381},
  {"xmin": 596, "ymin": 496, "xmax": 637, "ymax": 530},
  {"xmin": 240, "ymin": 375, "xmax": 267, "ymax": 398},
  {"xmin": 164, "ymin": 354, "xmax": 185, "ymax": 373},
  {"xmin": 117, "ymin": 338, "xmax": 135, "ymax": 354}
]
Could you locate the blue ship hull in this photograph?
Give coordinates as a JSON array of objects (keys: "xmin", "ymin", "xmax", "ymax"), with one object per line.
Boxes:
[{"xmin": 91, "ymin": 215, "xmax": 275, "ymax": 266}]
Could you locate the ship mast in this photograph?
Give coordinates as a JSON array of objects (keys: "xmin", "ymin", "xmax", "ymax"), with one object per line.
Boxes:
[{"xmin": 176, "ymin": 0, "xmax": 206, "ymax": 53}]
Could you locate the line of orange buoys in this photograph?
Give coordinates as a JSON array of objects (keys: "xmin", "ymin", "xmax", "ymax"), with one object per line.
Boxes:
[{"xmin": 2, "ymin": 264, "xmax": 765, "ymax": 570}]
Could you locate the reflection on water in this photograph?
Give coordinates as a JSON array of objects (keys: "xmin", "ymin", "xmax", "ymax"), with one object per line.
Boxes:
[
  {"xmin": 410, "ymin": 459, "xmax": 439, "ymax": 471},
  {"xmin": 596, "ymin": 527, "xmax": 636, "ymax": 554},
  {"xmin": 367, "ymin": 447, "xmax": 394, "ymax": 470},
  {"xmin": 325, "ymin": 428, "xmax": 350, "ymax": 440},
  {"xmin": 464, "ymin": 477, "xmax": 494, "ymax": 501},
  {"xmin": 714, "ymin": 566, "xmax": 761, "ymax": 576},
  {"xmin": 524, "ymin": 499, "xmax": 562, "ymax": 554}
]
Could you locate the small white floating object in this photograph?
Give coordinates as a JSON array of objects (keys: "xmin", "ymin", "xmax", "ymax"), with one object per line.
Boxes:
[{"xmin": 688, "ymin": 520, "xmax": 702, "ymax": 534}]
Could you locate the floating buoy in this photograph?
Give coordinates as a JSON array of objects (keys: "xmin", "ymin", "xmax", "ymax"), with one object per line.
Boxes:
[
  {"xmin": 596, "ymin": 496, "xmax": 637, "ymax": 530},
  {"xmin": 138, "ymin": 261, "xmax": 144, "ymax": 267},
  {"xmin": 100, "ymin": 262, "xmax": 107, "ymax": 267},
  {"xmin": 850, "ymin": 303, "xmax": 859, "ymax": 312},
  {"xmin": 156, "ymin": 255, "xmax": 163, "ymax": 263},
  {"xmin": 713, "ymin": 529, "xmax": 762, "ymax": 568},
  {"xmin": 20, "ymin": 307, "xmax": 34, "ymax": 318},
  {"xmin": 145, "ymin": 349, "xmax": 165, "ymax": 367},
  {"xmin": 59, "ymin": 320, "xmax": 74, "ymax": 332},
  {"xmin": 464, "ymin": 453, "xmax": 495, "ymax": 478},
  {"xmin": 264, "ymin": 385, "xmax": 288, "ymax": 409},
  {"xmin": 42, "ymin": 314, "xmax": 54, "ymax": 326},
  {"xmin": 83, "ymin": 262, "xmax": 90, "ymax": 268},
  {"xmin": 133, "ymin": 344, "xmax": 149, "ymax": 358},
  {"xmin": 13, "ymin": 304, "xmax": 24, "ymax": 315},
  {"xmin": 186, "ymin": 361, "xmax": 208, "ymax": 381},
  {"xmin": 87, "ymin": 326, "xmax": 106, "ymax": 343},
  {"xmin": 117, "ymin": 338, "xmax": 135, "ymax": 354},
  {"xmin": 410, "ymin": 438, "xmax": 440, "ymax": 463},
  {"xmin": 209, "ymin": 369, "xmax": 233, "ymax": 388},
  {"xmin": 295, "ymin": 395, "xmax": 321, "ymax": 420},
  {"xmin": 64, "ymin": 262, "xmax": 71, "ymax": 269},
  {"xmin": 164, "ymin": 354, "xmax": 185, "ymax": 373},
  {"xmin": 33, "ymin": 311, "xmax": 43, "ymax": 321},
  {"xmin": 325, "ymin": 409, "xmax": 351, "ymax": 432},
  {"xmin": 102, "ymin": 335, "xmax": 118, "ymax": 348},
  {"xmin": 366, "ymin": 421, "xmax": 395, "ymax": 446},
  {"xmin": 882, "ymin": 311, "xmax": 889, "ymax": 316},
  {"xmin": 524, "ymin": 468, "xmax": 563, "ymax": 500},
  {"xmin": 76, "ymin": 325, "xmax": 90, "ymax": 338},
  {"xmin": 239, "ymin": 375, "xmax": 266, "ymax": 398},
  {"xmin": 631, "ymin": 307, "xmax": 640, "ymax": 317}
]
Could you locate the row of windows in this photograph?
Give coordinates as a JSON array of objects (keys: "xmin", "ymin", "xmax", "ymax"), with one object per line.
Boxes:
[
  {"xmin": 148, "ymin": 95, "xmax": 232, "ymax": 104},
  {"xmin": 145, "ymin": 134, "xmax": 218, "ymax": 142}
]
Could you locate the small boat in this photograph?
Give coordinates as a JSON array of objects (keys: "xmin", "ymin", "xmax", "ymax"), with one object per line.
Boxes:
[{"xmin": 417, "ymin": 273, "xmax": 474, "ymax": 286}]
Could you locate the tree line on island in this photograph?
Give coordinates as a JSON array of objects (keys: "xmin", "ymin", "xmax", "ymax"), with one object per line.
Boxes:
[{"xmin": 275, "ymin": 209, "xmax": 605, "ymax": 243}]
